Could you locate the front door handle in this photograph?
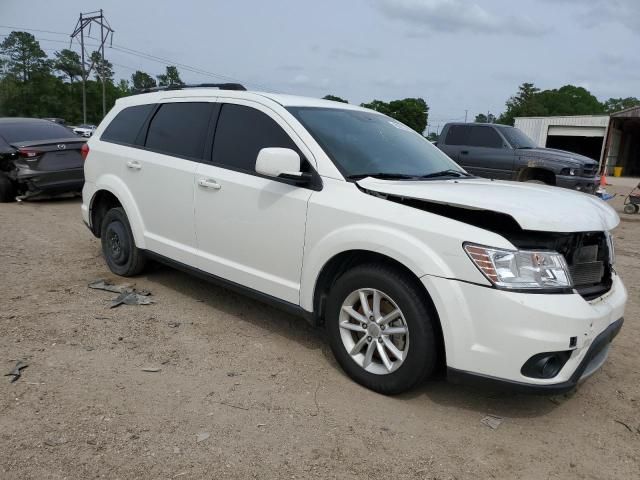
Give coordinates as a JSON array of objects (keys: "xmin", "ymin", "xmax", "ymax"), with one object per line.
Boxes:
[
  {"xmin": 198, "ymin": 178, "xmax": 222, "ymax": 190},
  {"xmin": 126, "ymin": 160, "xmax": 142, "ymax": 170}
]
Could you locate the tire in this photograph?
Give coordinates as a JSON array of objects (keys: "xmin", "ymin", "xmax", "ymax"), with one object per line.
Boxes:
[
  {"xmin": 525, "ymin": 179, "xmax": 546, "ymax": 185},
  {"xmin": 100, "ymin": 207, "xmax": 146, "ymax": 276},
  {"xmin": 623, "ymin": 204, "xmax": 639, "ymax": 215},
  {"xmin": 326, "ymin": 263, "xmax": 438, "ymax": 395},
  {"xmin": 0, "ymin": 174, "xmax": 16, "ymax": 203}
]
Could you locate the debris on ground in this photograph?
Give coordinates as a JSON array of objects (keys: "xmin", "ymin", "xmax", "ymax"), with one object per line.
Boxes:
[
  {"xmin": 481, "ymin": 414, "xmax": 503, "ymax": 430},
  {"xmin": 141, "ymin": 367, "xmax": 161, "ymax": 372},
  {"xmin": 196, "ymin": 432, "xmax": 210, "ymax": 443},
  {"xmin": 168, "ymin": 321, "xmax": 181, "ymax": 328},
  {"xmin": 88, "ymin": 279, "xmax": 155, "ymax": 308},
  {"xmin": 5, "ymin": 360, "xmax": 28, "ymax": 383}
]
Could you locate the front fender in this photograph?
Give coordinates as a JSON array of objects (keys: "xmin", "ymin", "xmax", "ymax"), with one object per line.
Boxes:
[
  {"xmin": 299, "ymin": 223, "xmax": 481, "ymax": 312},
  {"xmin": 90, "ymin": 173, "xmax": 146, "ymax": 249}
]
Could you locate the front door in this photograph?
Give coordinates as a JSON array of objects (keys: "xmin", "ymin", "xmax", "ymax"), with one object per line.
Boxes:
[
  {"xmin": 194, "ymin": 101, "xmax": 314, "ymax": 304},
  {"xmin": 460, "ymin": 125, "xmax": 514, "ymax": 179}
]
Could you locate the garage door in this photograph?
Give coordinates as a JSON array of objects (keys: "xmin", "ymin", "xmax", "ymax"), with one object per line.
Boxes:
[{"xmin": 547, "ymin": 126, "xmax": 606, "ymax": 137}]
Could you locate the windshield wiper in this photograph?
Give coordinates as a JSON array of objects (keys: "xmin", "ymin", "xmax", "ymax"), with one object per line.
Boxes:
[
  {"xmin": 419, "ymin": 169, "xmax": 473, "ymax": 179},
  {"xmin": 347, "ymin": 172, "xmax": 420, "ymax": 180}
]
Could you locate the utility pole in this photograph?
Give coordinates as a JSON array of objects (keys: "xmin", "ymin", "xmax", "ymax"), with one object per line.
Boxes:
[
  {"xmin": 70, "ymin": 10, "xmax": 114, "ymax": 123},
  {"xmin": 464, "ymin": 110, "xmax": 468, "ymax": 123}
]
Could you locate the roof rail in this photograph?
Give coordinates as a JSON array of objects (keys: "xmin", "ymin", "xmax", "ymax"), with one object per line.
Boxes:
[{"xmin": 133, "ymin": 83, "xmax": 247, "ymax": 95}]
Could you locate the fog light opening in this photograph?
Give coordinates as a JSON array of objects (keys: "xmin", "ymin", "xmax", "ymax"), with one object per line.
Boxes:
[{"xmin": 521, "ymin": 351, "xmax": 572, "ymax": 379}]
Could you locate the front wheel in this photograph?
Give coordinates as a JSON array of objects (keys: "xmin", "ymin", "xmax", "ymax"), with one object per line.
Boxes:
[
  {"xmin": 100, "ymin": 207, "xmax": 146, "ymax": 276},
  {"xmin": 623, "ymin": 203, "xmax": 639, "ymax": 215},
  {"xmin": 326, "ymin": 264, "xmax": 438, "ymax": 395}
]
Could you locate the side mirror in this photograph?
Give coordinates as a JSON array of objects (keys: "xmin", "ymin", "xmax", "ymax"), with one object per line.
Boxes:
[{"xmin": 255, "ymin": 148, "xmax": 312, "ymax": 183}]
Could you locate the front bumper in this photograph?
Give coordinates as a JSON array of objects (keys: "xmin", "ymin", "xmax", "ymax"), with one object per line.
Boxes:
[
  {"xmin": 421, "ymin": 273, "xmax": 627, "ymax": 393},
  {"xmin": 556, "ymin": 174, "xmax": 599, "ymax": 194}
]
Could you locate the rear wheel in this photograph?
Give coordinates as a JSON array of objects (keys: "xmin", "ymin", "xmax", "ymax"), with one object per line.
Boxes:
[
  {"xmin": 0, "ymin": 174, "xmax": 15, "ymax": 203},
  {"xmin": 100, "ymin": 207, "xmax": 146, "ymax": 276},
  {"xmin": 326, "ymin": 264, "xmax": 437, "ymax": 394}
]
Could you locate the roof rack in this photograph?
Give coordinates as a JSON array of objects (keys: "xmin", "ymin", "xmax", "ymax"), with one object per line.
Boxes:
[{"xmin": 133, "ymin": 83, "xmax": 247, "ymax": 94}]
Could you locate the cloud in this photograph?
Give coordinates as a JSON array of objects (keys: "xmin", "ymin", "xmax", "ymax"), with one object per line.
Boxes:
[
  {"xmin": 539, "ymin": 0, "xmax": 640, "ymax": 34},
  {"xmin": 330, "ymin": 47, "xmax": 380, "ymax": 60},
  {"xmin": 375, "ymin": 0, "xmax": 550, "ymax": 36}
]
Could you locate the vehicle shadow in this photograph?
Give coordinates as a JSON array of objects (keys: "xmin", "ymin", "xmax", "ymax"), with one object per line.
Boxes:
[{"xmin": 138, "ymin": 262, "xmax": 566, "ymax": 418}]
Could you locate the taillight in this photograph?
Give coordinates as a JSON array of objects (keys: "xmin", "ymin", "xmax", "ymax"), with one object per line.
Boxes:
[
  {"xmin": 81, "ymin": 143, "xmax": 90, "ymax": 161},
  {"xmin": 18, "ymin": 148, "xmax": 41, "ymax": 158}
]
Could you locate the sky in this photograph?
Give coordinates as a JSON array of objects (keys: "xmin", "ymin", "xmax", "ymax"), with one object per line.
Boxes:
[{"xmin": 1, "ymin": 0, "xmax": 638, "ymax": 132}]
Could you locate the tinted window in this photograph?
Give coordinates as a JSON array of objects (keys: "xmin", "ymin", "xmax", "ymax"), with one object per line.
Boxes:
[
  {"xmin": 467, "ymin": 126, "xmax": 503, "ymax": 148},
  {"xmin": 444, "ymin": 125, "xmax": 471, "ymax": 145},
  {"xmin": 212, "ymin": 104, "xmax": 298, "ymax": 171},
  {"xmin": 0, "ymin": 121, "xmax": 75, "ymax": 144},
  {"xmin": 102, "ymin": 104, "xmax": 154, "ymax": 145},
  {"xmin": 145, "ymin": 102, "xmax": 213, "ymax": 159}
]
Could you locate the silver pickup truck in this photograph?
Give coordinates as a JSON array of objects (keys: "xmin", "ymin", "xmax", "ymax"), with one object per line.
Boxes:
[{"xmin": 437, "ymin": 122, "xmax": 599, "ymax": 193}]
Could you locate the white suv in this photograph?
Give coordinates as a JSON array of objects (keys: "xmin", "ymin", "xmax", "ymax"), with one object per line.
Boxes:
[{"xmin": 81, "ymin": 84, "xmax": 626, "ymax": 394}]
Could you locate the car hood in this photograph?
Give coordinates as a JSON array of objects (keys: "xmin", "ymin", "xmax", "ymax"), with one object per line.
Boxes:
[
  {"xmin": 517, "ymin": 147, "xmax": 597, "ymax": 166},
  {"xmin": 357, "ymin": 177, "xmax": 619, "ymax": 233}
]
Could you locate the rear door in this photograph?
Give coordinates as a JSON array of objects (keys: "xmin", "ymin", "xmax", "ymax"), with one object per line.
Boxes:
[
  {"xmin": 460, "ymin": 125, "xmax": 514, "ymax": 179},
  {"xmin": 194, "ymin": 101, "xmax": 314, "ymax": 304},
  {"xmin": 120, "ymin": 100, "xmax": 216, "ymax": 264}
]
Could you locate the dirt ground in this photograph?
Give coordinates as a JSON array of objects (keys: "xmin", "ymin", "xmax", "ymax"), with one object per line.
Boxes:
[{"xmin": 1, "ymin": 186, "xmax": 639, "ymax": 480}]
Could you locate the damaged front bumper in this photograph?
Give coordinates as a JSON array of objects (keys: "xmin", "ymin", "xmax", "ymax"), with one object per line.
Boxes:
[
  {"xmin": 422, "ymin": 273, "xmax": 627, "ymax": 394},
  {"xmin": 556, "ymin": 174, "xmax": 599, "ymax": 194}
]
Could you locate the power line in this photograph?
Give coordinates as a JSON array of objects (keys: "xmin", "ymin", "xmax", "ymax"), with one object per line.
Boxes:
[{"xmin": 0, "ymin": 24, "xmax": 68, "ymax": 36}]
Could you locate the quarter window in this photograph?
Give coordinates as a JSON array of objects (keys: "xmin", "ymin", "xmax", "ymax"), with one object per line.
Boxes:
[
  {"xmin": 211, "ymin": 103, "xmax": 299, "ymax": 172},
  {"xmin": 145, "ymin": 102, "xmax": 214, "ymax": 159},
  {"xmin": 101, "ymin": 104, "xmax": 155, "ymax": 145}
]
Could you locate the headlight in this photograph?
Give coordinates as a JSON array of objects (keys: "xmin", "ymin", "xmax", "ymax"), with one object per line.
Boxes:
[
  {"xmin": 464, "ymin": 243, "xmax": 573, "ymax": 290},
  {"xmin": 560, "ymin": 168, "xmax": 577, "ymax": 176}
]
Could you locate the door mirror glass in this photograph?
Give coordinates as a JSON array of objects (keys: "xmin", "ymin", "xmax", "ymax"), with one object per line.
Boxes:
[{"xmin": 255, "ymin": 147, "xmax": 302, "ymax": 179}]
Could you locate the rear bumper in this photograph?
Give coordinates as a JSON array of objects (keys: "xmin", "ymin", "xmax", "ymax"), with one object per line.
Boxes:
[
  {"xmin": 447, "ymin": 317, "xmax": 623, "ymax": 394},
  {"xmin": 556, "ymin": 175, "xmax": 599, "ymax": 193},
  {"xmin": 11, "ymin": 167, "xmax": 84, "ymax": 193}
]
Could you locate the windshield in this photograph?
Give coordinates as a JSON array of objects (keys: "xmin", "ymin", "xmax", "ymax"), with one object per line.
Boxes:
[
  {"xmin": 500, "ymin": 126, "xmax": 537, "ymax": 149},
  {"xmin": 287, "ymin": 107, "xmax": 464, "ymax": 179},
  {"xmin": 0, "ymin": 122, "xmax": 75, "ymax": 144}
]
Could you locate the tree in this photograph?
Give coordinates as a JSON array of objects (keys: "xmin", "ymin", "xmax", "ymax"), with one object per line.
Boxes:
[
  {"xmin": 116, "ymin": 79, "xmax": 131, "ymax": 96},
  {"xmin": 157, "ymin": 65, "xmax": 184, "ymax": 87},
  {"xmin": 602, "ymin": 97, "xmax": 640, "ymax": 114},
  {"xmin": 53, "ymin": 49, "xmax": 82, "ymax": 84},
  {"xmin": 89, "ymin": 51, "xmax": 114, "ymax": 82},
  {"xmin": 0, "ymin": 31, "xmax": 49, "ymax": 82},
  {"xmin": 360, "ymin": 98, "xmax": 429, "ymax": 133},
  {"xmin": 474, "ymin": 113, "xmax": 496, "ymax": 123},
  {"xmin": 131, "ymin": 70, "xmax": 157, "ymax": 90},
  {"xmin": 535, "ymin": 85, "xmax": 604, "ymax": 117},
  {"xmin": 497, "ymin": 82, "xmax": 545, "ymax": 125},
  {"xmin": 322, "ymin": 94, "xmax": 348, "ymax": 103}
]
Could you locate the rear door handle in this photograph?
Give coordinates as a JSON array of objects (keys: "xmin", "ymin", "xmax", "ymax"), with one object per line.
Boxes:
[
  {"xmin": 460, "ymin": 150, "xmax": 469, "ymax": 155},
  {"xmin": 198, "ymin": 178, "xmax": 222, "ymax": 190},
  {"xmin": 126, "ymin": 160, "xmax": 142, "ymax": 170}
]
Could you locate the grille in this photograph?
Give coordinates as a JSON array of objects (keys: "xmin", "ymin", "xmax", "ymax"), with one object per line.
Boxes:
[
  {"xmin": 582, "ymin": 164, "xmax": 597, "ymax": 176},
  {"xmin": 569, "ymin": 261, "xmax": 605, "ymax": 286}
]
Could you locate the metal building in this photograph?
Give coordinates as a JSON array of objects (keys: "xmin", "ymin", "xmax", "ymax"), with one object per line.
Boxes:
[
  {"xmin": 602, "ymin": 106, "xmax": 640, "ymax": 177},
  {"xmin": 515, "ymin": 115, "xmax": 609, "ymax": 162}
]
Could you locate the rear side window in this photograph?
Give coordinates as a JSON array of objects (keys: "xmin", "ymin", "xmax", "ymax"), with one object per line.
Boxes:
[
  {"xmin": 145, "ymin": 102, "xmax": 214, "ymax": 159},
  {"xmin": 467, "ymin": 126, "xmax": 503, "ymax": 148},
  {"xmin": 101, "ymin": 104, "xmax": 154, "ymax": 145},
  {"xmin": 444, "ymin": 125, "xmax": 471, "ymax": 145},
  {"xmin": 211, "ymin": 104, "xmax": 298, "ymax": 172},
  {"xmin": 0, "ymin": 121, "xmax": 74, "ymax": 144}
]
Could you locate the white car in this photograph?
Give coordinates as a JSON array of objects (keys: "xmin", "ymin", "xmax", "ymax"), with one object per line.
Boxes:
[
  {"xmin": 73, "ymin": 124, "xmax": 96, "ymax": 137},
  {"xmin": 81, "ymin": 84, "xmax": 626, "ymax": 394}
]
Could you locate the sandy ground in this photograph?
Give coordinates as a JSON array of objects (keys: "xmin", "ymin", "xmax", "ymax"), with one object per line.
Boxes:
[{"xmin": 1, "ymin": 186, "xmax": 639, "ymax": 480}]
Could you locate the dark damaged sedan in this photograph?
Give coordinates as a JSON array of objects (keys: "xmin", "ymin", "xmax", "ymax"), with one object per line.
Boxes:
[{"xmin": 0, "ymin": 118, "xmax": 86, "ymax": 202}]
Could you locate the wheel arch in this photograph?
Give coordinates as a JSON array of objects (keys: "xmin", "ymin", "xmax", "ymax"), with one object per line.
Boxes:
[
  {"xmin": 309, "ymin": 249, "xmax": 447, "ymax": 369},
  {"xmin": 88, "ymin": 175, "xmax": 146, "ymax": 248},
  {"xmin": 517, "ymin": 166, "xmax": 556, "ymax": 185}
]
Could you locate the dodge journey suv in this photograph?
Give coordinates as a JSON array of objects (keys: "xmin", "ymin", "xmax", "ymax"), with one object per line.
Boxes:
[{"xmin": 82, "ymin": 84, "xmax": 626, "ymax": 395}]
